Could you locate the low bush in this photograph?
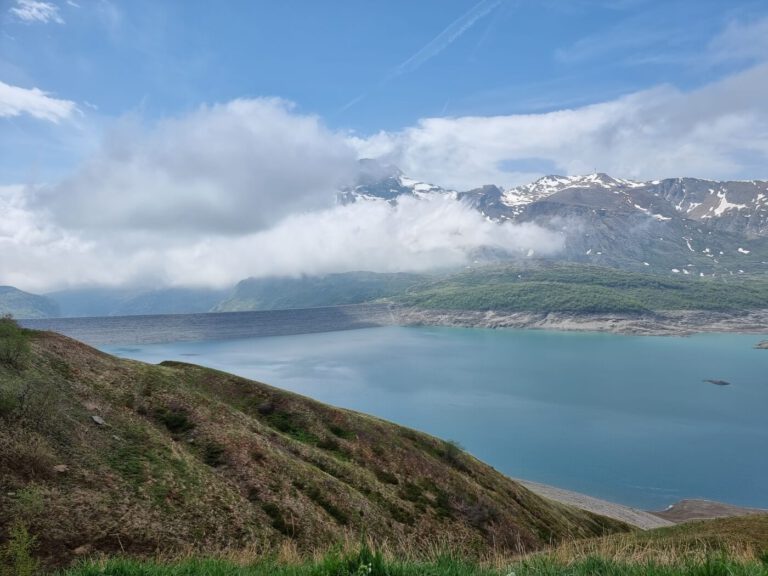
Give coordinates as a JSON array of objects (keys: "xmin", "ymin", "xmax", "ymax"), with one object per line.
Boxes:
[
  {"xmin": 0, "ymin": 315, "xmax": 30, "ymax": 370},
  {"xmin": 0, "ymin": 522, "xmax": 38, "ymax": 576}
]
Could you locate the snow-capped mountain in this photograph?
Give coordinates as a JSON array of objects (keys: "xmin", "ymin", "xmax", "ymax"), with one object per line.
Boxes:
[
  {"xmin": 340, "ymin": 161, "xmax": 768, "ymax": 275},
  {"xmin": 337, "ymin": 159, "xmax": 452, "ymax": 204}
]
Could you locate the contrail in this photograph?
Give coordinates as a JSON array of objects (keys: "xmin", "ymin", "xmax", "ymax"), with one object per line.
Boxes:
[
  {"xmin": 338, "ymin": 0, "xmax": 505, "ymax": 114},
  {"xmin": 392, "ymin": 0, "xmax": 505, "ymax": 78}
]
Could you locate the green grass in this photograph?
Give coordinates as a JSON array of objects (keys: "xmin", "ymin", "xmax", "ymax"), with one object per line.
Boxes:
[{"xmin": 57, "ymin": 551, "xmax": 768, "ymax": 576}]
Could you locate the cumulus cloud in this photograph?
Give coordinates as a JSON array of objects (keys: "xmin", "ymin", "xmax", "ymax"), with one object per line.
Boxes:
[
  {"xmin": 351, "ymin": 63, "xmax": 768, "ymax": 189},
  {"xmin": 0, "ymin": 80, "xmax": 78, "ymax": 123},
  {"xmin": 8, "ymin": 0, "xmax": 63, "ymax": 24},
  {"xmin": 35, "ymin": 98, "xmax": 358, "ymax": 234}
]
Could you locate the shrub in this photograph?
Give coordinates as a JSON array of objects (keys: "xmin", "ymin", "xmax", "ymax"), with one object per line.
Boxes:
[
  {"xmin": 261, "ymin": 502, "xmax": 296, "ymax": 537},
  {"xmin": 0, "ymin": 429, "xmax": 57, "ymax": 481},
  {"xmin": 0, "ymin": 522, "xmax": 38, "ymax": 576},
  {"xmin": 0, "ymin": 315, "xmax": 30, "ymax": 370},
  {"xmin": 201, "ymin": 441, "xmax": 227, "ymax": 467},
  {"xmin": 373, "ymin": 468, "xmax": 399, "ymax": 485},
  {"xmin": 153, "ymin": 404, "xmax": 195, "ymax": 434},
  {"xmin": 442, "ymin": 439, "xmax": 469, "ymax": 471},
  {"xmin": 0, "ymin": 387, "xmax": 17, "ymax": 418},
  {"xmin": 328, "ymin": 424, "xmax": 355, "ymax": 439},
  {"xmin": 305, "ymin": 485, "xmax": 349, "ymax": 525},
  {"xmin": 12, "ymin": 486, "xmax": 45, "ymax": 524}
]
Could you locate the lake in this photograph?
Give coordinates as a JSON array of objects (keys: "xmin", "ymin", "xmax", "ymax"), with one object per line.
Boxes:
[{"xmin": 23, "ymin": 313, "xmax": 768, "ymax": 510}]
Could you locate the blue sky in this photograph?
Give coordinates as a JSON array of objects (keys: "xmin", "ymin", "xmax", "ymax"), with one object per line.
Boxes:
[
  {"xmin": 2, "ymin": 0, "xmax": 765, "ymax": 129},
  {"xmin": 2, "ymin": 0, "xmax": 768, "ymax": 183},
  {"xmin": 2, "ymin": 0, "xmax": 768, "ymax": 290}
]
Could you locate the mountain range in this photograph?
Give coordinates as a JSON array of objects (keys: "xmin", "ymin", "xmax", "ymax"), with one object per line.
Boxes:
[
  {"xmin": 341, "ymin": 160, "xmax": 768, "ymax": 275},
  {"xmin": 3, "ymin": 164, "xmax": 768, "ymax": 319}
]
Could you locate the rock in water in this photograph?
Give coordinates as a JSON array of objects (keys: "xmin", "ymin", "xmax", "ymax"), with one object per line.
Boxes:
[{"xmin": 703, "ymin": 379, "xmax": 731, "ymax": 386}]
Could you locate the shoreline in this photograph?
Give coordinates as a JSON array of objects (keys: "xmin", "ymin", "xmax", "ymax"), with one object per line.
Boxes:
[
  {"xmin": 392, "ymin": 307, "xmax": 768, "ymax": 337},
  {"xmin": 20, "ymin": 305, "xmax": 768, "ymax": 345},
  {"xmin": 516, "ymin": 480, "xmax": 767, "ymax": 530},
  {"xmin": 516, "ymin": 480, "xmax": 673, "ymax": 530}
]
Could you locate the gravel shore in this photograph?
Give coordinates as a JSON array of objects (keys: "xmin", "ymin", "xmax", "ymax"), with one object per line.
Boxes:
[
  {"xmin": 517, "ymin": 480, "xmax": 674, "ymax": 530},
  {"xmin": 393, "ymin": 308, "xmax": 768, "ymax": 337}
]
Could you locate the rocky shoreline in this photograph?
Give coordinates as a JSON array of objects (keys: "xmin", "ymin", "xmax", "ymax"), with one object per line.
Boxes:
[{"xmin": 392, "ymin": 307, "xmax": 768, "ymax": 337}]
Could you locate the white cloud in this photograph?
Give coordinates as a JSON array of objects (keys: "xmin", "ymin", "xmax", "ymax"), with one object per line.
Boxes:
[
  {"xmin": 710, "ymin": 16, "xmax": 768, "ymax": 64},
  {"xmin": 35, "ymin": 98, "xmax": 358, "ymax": 234},
  {"xmin": 158, "ymin": 196, "xmax": 564, "ymax": 287},
  {"xmin": 393, "ymin": 0, "xmax": 503, "ymax": 77},
  {"xmin": 0, "ymin": 80, "xmax": 78, "ymax": 123},
  {"xmin": 9, "ymin": 0, "xmax": 63, "ymax": 24},
  {"xmin": 351, "ymin": 63, "xmax": 768, "ymax": 189},
  {"xmin": 2, "ymin": 185, "xmax": 563, "ymax": 291}
]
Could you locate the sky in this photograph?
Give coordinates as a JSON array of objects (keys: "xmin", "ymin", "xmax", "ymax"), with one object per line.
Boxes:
[{"xmin": 2, "ymin": 0, "xmax": 768, "ymax": 291}]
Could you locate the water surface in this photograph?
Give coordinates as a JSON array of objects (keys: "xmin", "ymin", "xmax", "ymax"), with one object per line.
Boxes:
[{"xmin": 95, "ymin": 325, "xmax": 768, "ymax": 511}]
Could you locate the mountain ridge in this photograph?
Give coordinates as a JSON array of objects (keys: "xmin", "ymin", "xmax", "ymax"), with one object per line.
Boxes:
[{"xmin": 342, "ymin": 163, "xmax": 768, "ymax": 275}]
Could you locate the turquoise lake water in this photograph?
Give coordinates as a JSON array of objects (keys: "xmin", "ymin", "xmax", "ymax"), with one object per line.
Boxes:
[{"xmin": 102, "ymin": 326, "xmax": 768, "ymax": 511}]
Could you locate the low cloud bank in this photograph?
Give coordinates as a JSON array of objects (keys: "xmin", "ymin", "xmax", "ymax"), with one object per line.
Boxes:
[{"xmin": 2, "ymin": 183, "xmax": 563, "ymax": 292}]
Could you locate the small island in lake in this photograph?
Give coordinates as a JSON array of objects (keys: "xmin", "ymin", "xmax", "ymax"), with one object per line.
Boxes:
[{"xmin": 756, "ymin": 340, "xmax": 768, "ymax": 349}]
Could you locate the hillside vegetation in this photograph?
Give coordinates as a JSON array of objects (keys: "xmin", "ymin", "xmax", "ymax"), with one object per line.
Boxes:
[
  {"xmin": 395, "ymin": 264, "xmax": 768, "ymax": 314},
  {"xmin": 0, "ymin": 318, "xmax": 626, "ymax": 571}
]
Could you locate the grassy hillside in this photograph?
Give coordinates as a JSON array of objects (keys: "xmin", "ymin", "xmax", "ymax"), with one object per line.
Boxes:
[
  {"xmin": 0, "ymin": 318, "xmax": 626, "ymax": 571},
  {"xmin": 60, "ymin": 516, "xmax": 768, "ymax": 575},
  {"xmin": 395, "ymin": 264, "xmax": 768, "ymax": 314},
  {"xmin": 0, "ymin": 287, "xmax": 60, "ymax": 319},
  {"xmin": 214, "ymin": 272, "xmax": 427, "ymax": 312}
]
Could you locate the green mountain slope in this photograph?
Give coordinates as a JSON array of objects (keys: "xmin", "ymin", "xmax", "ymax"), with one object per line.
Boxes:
[
  {"xmin": 396, "ymin": 264, "xmax": 768, "ymax": 314},
  {"xmin": 0, "ymin": 286, "xmax": 60, "ymax": 319},
  {"xmin": 214, "ymin": 272, "xmax": 426, "ymax": 312},
  {"xmin": 0, "ymin": 319, "xmax": 627, "ymax": 569}
]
